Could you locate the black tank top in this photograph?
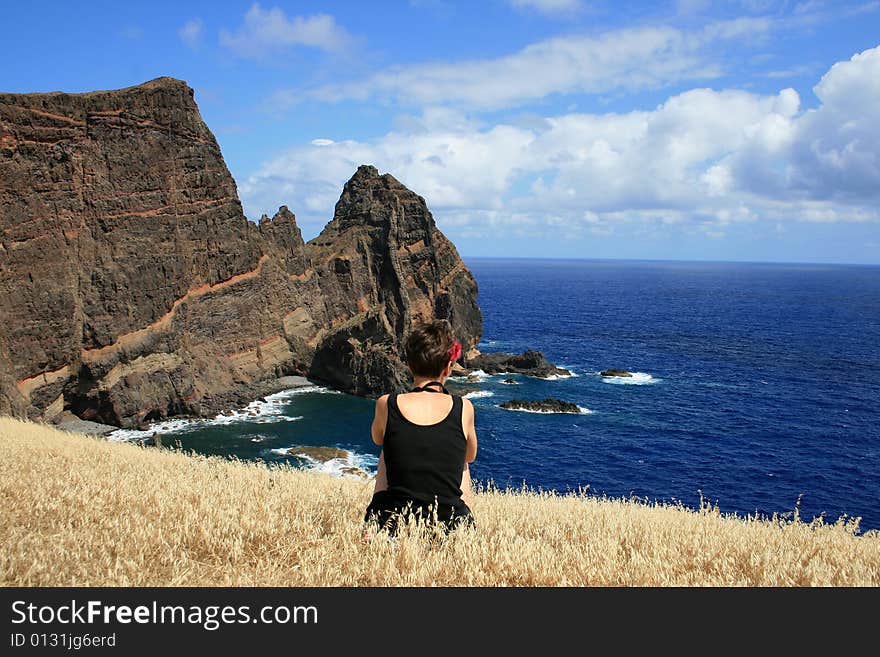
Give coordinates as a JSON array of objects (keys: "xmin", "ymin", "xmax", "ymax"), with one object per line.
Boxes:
[{"xmin": 383, "ymin": 392, "xmax": 467, "ymax": 508}]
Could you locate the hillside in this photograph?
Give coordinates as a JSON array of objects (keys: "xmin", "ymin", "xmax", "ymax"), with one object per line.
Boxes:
[{"xmin": 1, "ymin": 416, "xmax": 878, "ymax": 586}]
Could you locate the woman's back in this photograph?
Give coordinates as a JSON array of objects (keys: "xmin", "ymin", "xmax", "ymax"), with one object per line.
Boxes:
[{"xmin": 383, "ymin": 392, "xmax": 467, "ymax": 507}]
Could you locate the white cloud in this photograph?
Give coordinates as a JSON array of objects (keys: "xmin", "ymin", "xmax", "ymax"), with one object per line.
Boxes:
[
  {"xmin": 178, "ymin": 19, "xmax": 204, "ymax": 51},
  {"xmin": 220, "ymin": 4, "xmax": 352, "ymax": 58},
  {"xmin": 240, "ymin": 45, "xmax": 880, "ymax": 237},
  {"xmin": 307, "ymin": 21, "xmax": 777, "ymax": 110},
  {"xmin": 507, "ymin": 0, "xmax": 583, "ymax": 14},
  {"xmin": 781, "ymin": 46, "xmax": 880, "ymax": 202}
]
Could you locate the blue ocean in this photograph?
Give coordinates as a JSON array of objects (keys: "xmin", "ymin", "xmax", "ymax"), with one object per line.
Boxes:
[{"xmin": 110, "ymin": 259, "xmax": 880, "ymax": 531}]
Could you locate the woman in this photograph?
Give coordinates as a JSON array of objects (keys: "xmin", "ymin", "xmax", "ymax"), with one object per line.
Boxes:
[{"xmin": 364, "ymin": 319, "xmax": 478, "ymax": 533}]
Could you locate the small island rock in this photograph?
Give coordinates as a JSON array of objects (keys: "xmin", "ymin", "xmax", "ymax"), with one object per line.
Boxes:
[
  {"xmin": 600, "ymin": 369, "xmax": 633, "ymax": 377},
  {"xmin": 286, "ymin": 446, "xmax": 350, "ymax": 461},
  {"xmin": 500, "ymin": 398, "xmax": 581, "ymax": 414}
]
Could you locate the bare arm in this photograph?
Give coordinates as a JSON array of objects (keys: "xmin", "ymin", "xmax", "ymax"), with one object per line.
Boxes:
[
  {"xmin": 460, "ymin": 463, "xmax": 474, "ymax": 508},
  {"xmin": 371, "ymin": 394, "xmax": 389, "ymax": 445},
  {"xmin": 373, "ymin": 452, "xmax": 388, "ymax": 494},
  {"xmin": 460, "ymin": 397, "xmax": 477, "ymax": 508},
  {"xmin": 462, "ymin": 397, "xmax": 478, "ymax": 463}
]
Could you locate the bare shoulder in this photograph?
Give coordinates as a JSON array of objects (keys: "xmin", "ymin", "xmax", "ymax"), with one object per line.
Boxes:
[
  {"xmin": 461, "ymin": 396, "xmax": 474, "ymax": 413},
  {"xmin": 376, "ymin": 394, "xmax": 390, "ymax": 406}
]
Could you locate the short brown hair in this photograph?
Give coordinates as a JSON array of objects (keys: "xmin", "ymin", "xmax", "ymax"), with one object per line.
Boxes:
[{"xmin": 404, "ymin": 319, "xmax": 457, "ymax": 378}]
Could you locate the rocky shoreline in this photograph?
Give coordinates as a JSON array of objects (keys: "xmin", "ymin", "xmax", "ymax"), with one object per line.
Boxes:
[
  {"xmin": 54, "ymin": 375, "xmax": 317, "ymax": 434},
  {"xmin": 53, "ymin": 348, "xmax": 576, "ymax": 435}
]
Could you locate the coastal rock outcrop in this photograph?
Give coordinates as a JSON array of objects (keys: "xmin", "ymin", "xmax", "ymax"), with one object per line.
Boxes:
[
  {"xmin": 0, "ymin": 78, "xmax": 482, "ymax": 427},
  {"xmin": 284, "ymin": 446, "xmax": 370, "ymax": 478},
  {"xmin": 306, "ymin": 164, "xmax": 481, "ymax": 396},
  {"xmin": 285, "ymin": 446, "xmax": 349, "ymax": 461},
  {"xmin": 467, "ymin": 350, "xmax": 571, "ymax": 378},
  {"xmin": 600, "ymin": 369, "xmax": 632, "ymax": 377},
  {"xmin": 499, "ymin": 398, "xmax": 581, "ymax": 414}
]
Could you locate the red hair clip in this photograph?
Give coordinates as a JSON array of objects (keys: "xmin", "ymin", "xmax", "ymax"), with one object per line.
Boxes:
[{"xmin": 449, "ymin": 340, "xmax": 462, "ymax": 363}]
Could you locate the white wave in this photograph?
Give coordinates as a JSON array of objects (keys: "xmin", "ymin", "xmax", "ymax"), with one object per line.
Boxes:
[
  {"xmin": 464, "ymin": 390, "xmax": 495, "ymax": 399},
  {"xmin": 542, "ymin": 370, "xmax": 579, "ymax": 380},
  {"xmin": 252, "ymin": 415, "xmax": 304, "ymax": 424},
  {"xmin": 500, "ymin": 405, "xmax": 593, "ymax": 415},
  {"xmin": 107, "ymin": 418, "xmax": 199, "ymax": 442},
  {"xmin": 271, "ymin": 446, "xmax": 378, "ymax": 478},
  {"xmin": 106, "ymin": 385, "xmax": 328, "ymax": 442},
  {"xmin": 599, "ymin": 372, "xmax": 659, "ymax": 385},
  {"xmin": 451, "ymin": 368, "xmax": 490, "ymax": 383}
]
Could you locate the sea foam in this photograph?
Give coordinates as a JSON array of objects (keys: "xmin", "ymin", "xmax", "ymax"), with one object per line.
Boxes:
[
  {"xmin": 106, "ymin": 385, "xmax": 328, "ymax": 442},
  {"xmin": 451, "ymin": 369, "xmax": 490, "ymax": 383},
  {"xmin": 542, "ymin": 369, "xmax": 579, "ymax": 380},
  {"xmin": 599, "ymin": 372, "xmax": 659, "ymax": 385},
  {"xmin": 270, "ymin": 446, "xmax": 378, "ymax": 478},
  {"xmin": 464, "ymin": 390, "xmax": 495, "ymax": 399}
]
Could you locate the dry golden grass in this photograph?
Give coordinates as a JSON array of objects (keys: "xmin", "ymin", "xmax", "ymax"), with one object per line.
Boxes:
[{"xmin": 1, "ymin": 415, "xmax": 878, "ymax": 586}]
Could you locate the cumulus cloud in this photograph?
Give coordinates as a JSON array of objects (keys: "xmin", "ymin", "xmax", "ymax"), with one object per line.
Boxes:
[
  {"xmin": 307, "ymin": 20, "xmax": 776, "ymax": 110},
  {"xmin": 220, "ymin": 4, "xmax": 352, "ymax": 58},
  {"xmin": 240, "ymin": 45, "xmax": 880, "ymax": 237},
  {"xmin": 178, "ymin": 19, "xmax": 204, "ymax": 51},
  {"xmin": 787, "ymin": 46, "xmax": 880, "ymax": 202}
]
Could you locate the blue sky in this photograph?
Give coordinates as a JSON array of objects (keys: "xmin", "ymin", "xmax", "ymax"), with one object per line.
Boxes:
[{"xmin": 3, "ymin": 1, "xmax": 879, "ymax": 263}]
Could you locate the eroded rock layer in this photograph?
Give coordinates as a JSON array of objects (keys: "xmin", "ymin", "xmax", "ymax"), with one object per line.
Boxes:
[{"xmin": 0, "ymin": 78, "xmax": 481, "ymax": 427}]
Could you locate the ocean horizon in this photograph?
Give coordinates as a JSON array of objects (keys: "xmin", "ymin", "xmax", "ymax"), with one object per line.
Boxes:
[
  {"xmin": 109, "ymin": 257, "xmax": 880, "ymax": 532},
  {"xmin": 461, "ymin": 255, "xmax": 880, "ymax": 267}
]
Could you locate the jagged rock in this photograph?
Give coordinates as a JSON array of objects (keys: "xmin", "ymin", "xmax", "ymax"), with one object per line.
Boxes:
[
  {"xmin": 502, "ymin": 378, "xmax": 518, "ymax": 385},
  {"xmin": 0, "ymin": 79, "xmax": 482, "ymax": 427},
  {"xmin": 286, "ymin": 446, "xmax": 349, "ymax": 461},
  {"xmin": 600, "ymin": 369, "xmax": 632, "ymax": 377},
  {"xmin": 305, "ymin": 164, "xmax": 482, "ymax": 395},
  {"xmin": 499, "ymin": 398, "xmax": 581, "ymax": 414},
  {"xmin": 467, "ymin": 350, "xmax": 570, "ymax": 378},
  {"xmin": 340, "ymin": 466, "xmax": 370, "ymax": 479}
]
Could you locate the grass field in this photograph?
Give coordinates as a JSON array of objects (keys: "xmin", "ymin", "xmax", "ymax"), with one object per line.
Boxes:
[{"xmin": 1, "ymin": 415, "xmax": 878, "ymax": 586}]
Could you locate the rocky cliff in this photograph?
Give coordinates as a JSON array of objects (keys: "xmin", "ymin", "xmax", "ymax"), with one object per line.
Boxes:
[
  {"xmin": 0, "ymin": 78, "xmax": 481, "ymax": 428},
  {"xmin": 306, "ymin": 165, "xmax": 482, "ymax": 395}
]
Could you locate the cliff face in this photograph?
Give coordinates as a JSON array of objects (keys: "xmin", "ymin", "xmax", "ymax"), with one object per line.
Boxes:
[{"xmin": 0, "ymin": 78, "xmax": 481, "ymax": 427}]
